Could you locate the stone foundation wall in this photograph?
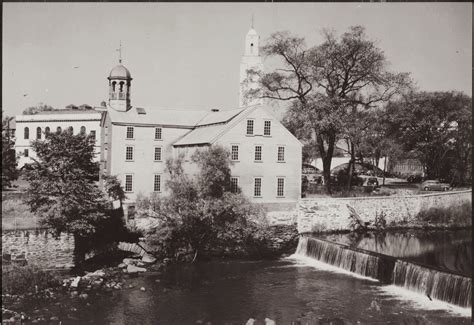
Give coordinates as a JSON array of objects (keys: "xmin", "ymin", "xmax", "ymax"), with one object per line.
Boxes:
[
  {"xmin": 297, "ymin": 190, "xmax": 472, "ymax": 233},
  {"xmin": 2, "ymin": 230, "xmax": 75, "ymax": 269}
]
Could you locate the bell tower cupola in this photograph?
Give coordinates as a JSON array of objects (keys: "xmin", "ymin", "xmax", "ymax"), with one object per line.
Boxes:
[
  {"xmin": 108, "ymin": 42, "xmax": 132, "ymax": 112},
  {"xmin": 239, "ymin": 16, "xmax": 263, "ymax": 107}
]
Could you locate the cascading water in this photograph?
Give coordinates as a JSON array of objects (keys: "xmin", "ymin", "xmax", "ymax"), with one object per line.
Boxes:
[
  {"xmin": 295, "ymin": 236, "xmax": 387, "ymax": 281},
  {"xmin": 393, "ymin": 260, "xmax": 472, "ymax": 308},
  {"xmin": 295, "ymin": 236, "xmax": 472, "ymax": 308}
]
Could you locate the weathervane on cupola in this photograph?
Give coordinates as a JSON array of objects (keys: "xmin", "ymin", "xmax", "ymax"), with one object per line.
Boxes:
[{"xmin": 108, "ymin": 41, "xmax": 133, "ymax": 112}]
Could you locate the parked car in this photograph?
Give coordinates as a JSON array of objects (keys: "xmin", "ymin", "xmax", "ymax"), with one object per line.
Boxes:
[
  {"xmin": 407, "ymin": 174, "xmax": 424, "ymax": 183},
  {"xmin": 362, "ymin": 177, "xmax": 379, "ymax": 188},
  {"xmin": 421, "ymin": 180, "xmax": 451, "ymax": 191}
]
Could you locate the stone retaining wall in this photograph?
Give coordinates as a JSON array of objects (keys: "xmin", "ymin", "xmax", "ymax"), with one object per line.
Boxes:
[
  {"xmin": 297, "ymin": 190, "xmax": 472, "ymax": 233},
  {"xmin": 2, "ymin": 230, "xmax": 75, "ymax": 269}
]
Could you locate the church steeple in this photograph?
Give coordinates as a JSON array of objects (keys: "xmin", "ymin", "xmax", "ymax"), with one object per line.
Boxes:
[
  {"xmin": 239, "ymin": 18, "xmax": 263, "ymax": 107},
  {"xmin": 108, "ymin": 42, "xmax": 132, "ymax": 112}
]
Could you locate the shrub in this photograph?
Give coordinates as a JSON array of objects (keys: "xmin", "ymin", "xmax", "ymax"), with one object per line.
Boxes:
[
  {"xmin": 415, "ymin": 202, "xmax": 472, "ymax": 226},
  {"xmin": 2, "ymin": 264, "xmax": 60, "ymax": 295}
]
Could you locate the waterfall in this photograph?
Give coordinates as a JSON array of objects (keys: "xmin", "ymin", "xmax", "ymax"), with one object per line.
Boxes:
[
  {"xmin": 393, "ymin": 260, "xmax": 472, "ymax": 308},
  {"xmin": 295, "ymin": 236, "xmax": 472, "ymax": 308},
  {"xmin": 295, "ymin": 236, "xmax": 388, "ymax": 281}
]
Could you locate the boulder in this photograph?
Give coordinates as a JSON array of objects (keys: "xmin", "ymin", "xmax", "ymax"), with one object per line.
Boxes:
[
  {"xmin": 142, "ymin": 254, "xmax": 157, "ymax": 264},
  {"xmin": 70, "ymin": 276, "xmax": 81, "ymax": 288},
  {"xmin": 126, "ymin": 264, "xmax": 146, "ymax": 273}
]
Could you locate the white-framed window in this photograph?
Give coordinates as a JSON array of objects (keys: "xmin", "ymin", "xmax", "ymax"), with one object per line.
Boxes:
[
  {"xmin": 126, "ymin": 126, "xmax": 134, "ymax": 139},
  {"xmin": 24, "ymin": 127, "xmax": 29, "ymax": 139},
  {"xmin": 277, "ymin": 146, "xmax": 285, "ymax": 162},
  {"xmin": 90, "ymin": 130, "xmax": 96, "ymax": 140},
  {"xmin": 277, "ymin": 177, "xmax": 285, "ymax": 197},
  {"xmin": 254, "ymin": 177, "xmax": 262, "ymax": 197},
  {"xmin": 24, "ymin": 149, "xmax": 29, "ymax": 157},
  {"xmin": 154, "ymin": 147, "xmax": 162, "ymax": 161},
  {"xmin": 125, "ymin": 146, "xmax": 134, "ymax": 161},
  {"xmin": 254, "ymin": 145, "xmax": 262, "ymax": 162},
  {"xmin": 153, "ymin": 174, "xmax": 161, "ymax": 192},
  {"xmin": 246, "ymin": 119, "xmax": 254, "ymax": 135},
  {"xmin": 264, "ymin": 120, "xmax": 271, "ymax": 136},
  {"xmin": 231, "ymin": 145, "xmax": 239, "ymax": 161},
  {"xmin": 36, "ymin": 127, "xmax": 42, "ymax": 140},
  {"xmin": 155, "ymin": 127, "xmax": 162, "ymax": 140},
  {"xmin": 230, "ymin": 177, "xmax": 239, "ymax": 193},
  {"xmin": 125, "ymin": 174, "xmax": 133, "ymax": 192}
]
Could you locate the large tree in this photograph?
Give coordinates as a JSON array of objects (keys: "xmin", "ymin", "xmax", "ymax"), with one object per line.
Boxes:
[
  {"xmin": 256, "ymin": 26, "xmax": 411, "ymax": 191},
  {"xmin": 24, "ymin": 130, "xmax": 117, "ymax": 237},
  {"xmin": 2, "ymin": 112, "xmax": 19, "ymax": 189},
  {"xmin": 385, "ymin": 91, "xmax": 472, "ymax": 182}
]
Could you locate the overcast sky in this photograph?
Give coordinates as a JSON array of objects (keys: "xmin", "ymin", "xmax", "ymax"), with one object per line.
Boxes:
[{"xmin": 3, "ymin": 3, "xmax": 472, "ymax": 118}]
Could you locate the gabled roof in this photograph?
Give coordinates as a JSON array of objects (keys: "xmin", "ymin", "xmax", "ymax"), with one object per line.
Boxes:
[
  {"xmin": 107, "ymin": 107, "xmax": 209, "ymax": 128},
  {"xmin": 174, "ymin": 105, "xmax": 260, "ymax": 146}
]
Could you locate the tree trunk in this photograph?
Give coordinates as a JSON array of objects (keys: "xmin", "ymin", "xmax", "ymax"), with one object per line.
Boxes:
[
  {"xmin": 347, "ymin": 141, "xmax": 355, "ymax": 191},
  {"xmin": 382, "ymin": 156, "xmax": 387, "ymax": 186},
  {"xmin": 317, "ymin": 132, "xmax": 336, "ymax": 193}
]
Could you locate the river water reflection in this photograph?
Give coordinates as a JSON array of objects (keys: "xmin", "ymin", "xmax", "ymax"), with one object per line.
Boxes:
[{"xmin": 84, "ymin": 259, "xmax": 470, "ymax": 324}]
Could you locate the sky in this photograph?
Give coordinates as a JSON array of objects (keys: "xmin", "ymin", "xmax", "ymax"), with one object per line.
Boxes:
[{"xmin": 2, "ymin": 3, "xmax": 472, "ymax": 118}]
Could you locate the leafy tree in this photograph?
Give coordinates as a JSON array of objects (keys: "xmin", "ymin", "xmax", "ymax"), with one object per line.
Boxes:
[
  {"xmin": 24, "ymin": 130, "xmax": 106, "ymax": 236},
  {"xmin": 2, "ymin": 112, "xmax": 19, "ymax": 189},
  {"xmin": 145, "ymin": 145, "xmax": 268, "ymax": 261},
  {"xmin": 256, "ymin": 26, "xmax": 411, "ymax": 191},
  {"xmin": 385, "ymin": 91, "xmax": 471, "ymax": 182}
]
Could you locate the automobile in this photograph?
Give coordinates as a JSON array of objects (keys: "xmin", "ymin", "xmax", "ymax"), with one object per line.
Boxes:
[
  {"xmin": 362, "ymin": 177, "xmax": 379, "ymax": 188},
  {"xmin": 407, "ymin": 174, "xmax": 424, "ymax": 183},
  {"xmin": 421, "ymin": 180, "xmax": 451, "ymax": 191}
]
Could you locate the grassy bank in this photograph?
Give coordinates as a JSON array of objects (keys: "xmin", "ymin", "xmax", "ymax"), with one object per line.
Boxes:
[{"xmin": 2, "ymin": 199, "xmax": 41, "ymax": 230}]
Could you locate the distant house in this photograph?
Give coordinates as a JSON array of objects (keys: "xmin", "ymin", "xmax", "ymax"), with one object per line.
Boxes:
[{"xmin": 388, "ymin": 158, "xmax": 424, "ymax": 177}]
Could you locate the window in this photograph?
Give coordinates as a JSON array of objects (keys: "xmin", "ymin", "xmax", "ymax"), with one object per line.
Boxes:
[
  {"xmin": 90, "ymin": 130, "xmax": 96, "ymax": 140},
  {"xmin": 230, "ymin": 177, "xmax": 239, "ymax": 193},
  {"xmin": 68, "ymin": 126, "xmax": 74, "ymax": 134},
  {"xmin": 155, "ymin": 127, "xmax": 162, "ymax": 140},
  {"xmin": 277, "ymin": 178, "xmax": 285, "ymax": 197},
  {"xmin": 154, "ymin": 174, "xmax": 161, "ymax": 192},
  {"xmin": 36, "ymin": 127, "xmax": 42, "ymax": 139},
  {"xmin": 125, "ymin": 175, "xmax": 133, "ymax": 192},
  {"xmin": 125, "ymin": 146, "xmax": 134, "ymax": 161},
  {"xmin": 24, "ymin": 149, "xmax": 29, "ymax": 157},
  {"xmin": 246, "ymin": 120, "xmax": 254, "ymax": 135},
  {"xmin": 80, "ymin": 126, "xmax": 86, "ymax": 135},
  {"xmin": 231, "ymin": 145, "xmax": 239, "ymax": 161},
  {"xmin": 254, "ymin": 145, "xmax": 262, "ymax": 161},
  {"xmin": 277, "ymin": 146, "xmax": 285, "ymax": 162},
  {"xmin": 254, "ymin": 178, "xmax": 262, "ymax": 197},
  {"xmin": 154, "ymin": 147, "xmax": 162, "ymax": 161},
  {"xmin": 45, "ymin": 127, "xmax": 50, "ymax": 136},
  {"xmin": 264, "ymin": 120, "xmax": 271, "ymax": 136},
  {"xmin": 57, "ymin": 126, "xmax": 62, "ymax": 133},
  {"xmin": 126, "ymin": 126, "xmax": 134, "ymax": 139},
  {"xmin": 24, "ymin": 127, "xmax": 29, "ymax": 139}
]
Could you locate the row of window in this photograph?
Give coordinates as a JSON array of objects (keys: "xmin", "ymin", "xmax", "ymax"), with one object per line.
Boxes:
[
  {"xmin": 231, "ymin": 145, "xmax": 286, "ymax": 162},
  {"xmin": 126, "ymin": 126, "xmax": 162, "ymax": 140},
  {"xmin": 125, "ymin": 146, "xmax": 162, "ymax": 161},
  {"xmin": 246, "ymin": 119, "xmax": 271, "ymax": 136},
  {"xmin": 124, "ymin": 145, "xmax": 285, "ymax": 163},
  {"xmin": 124, "ymin": 174, "xmax": 285, "ymax": 197},
  {"xmin": 124, "ymin": 174, "xmax": 161, "ymax": 193},
  {"xmin": 24, "ymin": 126, "xmax": 95, "ymax": 140}
]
